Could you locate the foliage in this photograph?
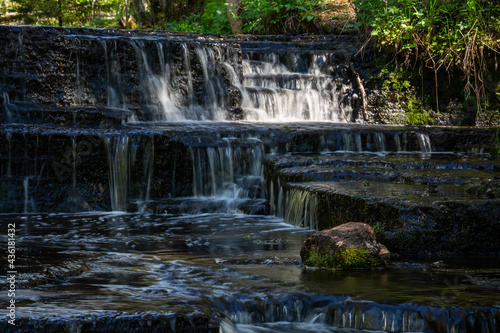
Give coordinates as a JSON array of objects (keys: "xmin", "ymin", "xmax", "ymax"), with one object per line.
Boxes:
[
  {"xmin": 150, "ymin": 0, "xmax": 230, "ymax": 34},
  {"xmin": 304, "ymin": 246, "xmax": 378, "ymax": 270},
  {"xmin": 405, "ymin": 104, "xmax": 433, "ymax": 125},
  {"xmin": 9, "ymin": 0, "xmax": 124, "ymax": 27},
  {"xmin": 200, "ymin": 0, "xmax": 230, "ymax": 34},
  {"xmin": 354, "ymin": 0, "xmax": 500, "ymax": 112},
  {"xmin": 160, "ymin": 12, "xmax": 204, "ymax": 32},
  {"xmin": 3, "ymin": 0, "xmax": 321, "ymax": 34},
  {"xmin": 376, "ymin": 63, "xmax": 434, "ymax": 125},
  {"xmin": 239, "ymin": 0, "xmax": 323, "ymax": 34}
]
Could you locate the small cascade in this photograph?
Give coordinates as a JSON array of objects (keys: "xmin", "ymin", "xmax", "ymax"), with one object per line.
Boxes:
[
  {"xmin": 189, "ymin": 138, "xmax": 264, "ymax": 200},
  {"xmin": 314, "ymin": 129, "xmax": 438, "ymax": 153},
  {"xmin": 126, "ymin": 136, "xmax": 154, "ymax": 212},
  {"xmin": 132, "ymin": 40, "xmax": 184, "ymax": 121},
  {"xmin": 394, "ymin": 132, "xmax": 402, "ymax": 151},
  {"xmin": 103, "ymin": 135, "xmax": 154, "ymax": 212},
  {"xmin": 239, "ymin": 52, "xmax": 351, "ymax": 122},
  {"xmin": 23, "ymin": 176, "xmax": 36, "ymax": 213},
  {"xmin": 279, "ymin": 187, "xmax": 318, "ymax": 229},
  {"xmin": 213, "ymin": 294, "xmax": 500, "ymax": 332},
  {"xmin": 23, "ymin": 176, "xmax": 29, "ymax": 213},
  {"xmin": 105, "ymin": 136, "xmax": 130, "ymax": 211},
  {"xmin": 195, "ymin": 47, "xmax": 220, "ymax": 116},
  {"xmin": 417, "ymin": 132, "xmax": 432, "ymax": 152},
  {"xmin": 2, "ymin": 92, "xmax": 13, "ymax": 123},
  {"xmin": 373, "ymin": 132, "xmax": 386, "ymax": 152},
  {"xmin": 181, "ymin": 43, "xmax": 195, "ymax": 105},
  {"xmin": 102, "ymin": 40, "xmax": 127, "ymax": 110},
  {"xmin": 341, "ymin": 131, "xmax": 355, "ymax": 151}
]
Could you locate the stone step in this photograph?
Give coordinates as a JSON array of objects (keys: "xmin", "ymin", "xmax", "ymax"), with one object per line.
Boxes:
[
  {"xmin": 274, "ymin": 165, "xmax": 496, "ymax": 185},
  {"xmin": 279, "ymin": 181, "xmax": 500, "ymax": 257},
  {"xmin": 264, "ymin": 152, "xmax": 499, "ymax": 173},
  {"xmin": 0, "ymin": 105, "xmax": 135, "ymax": 126},
  {"xmin": 143, "ymin": 197, "xmax": 268, "ymax": 215}
]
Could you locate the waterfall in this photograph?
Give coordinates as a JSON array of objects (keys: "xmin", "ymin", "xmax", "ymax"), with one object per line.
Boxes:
[
  {"xmin": 181, "ymin": 43, "xmax": 195, "ymax": 105},
  {"xmin": 103, "ymin": 135, "xmax": 154, "ymax": 212},
  {"xmin": 341, "ymin": 131, "xmax": 355, "ymax": 151},
  {"xmin": 394, "ymin": 133, "xmax": 402, "ymax": 151},
  {"xmin": 189, "ymin": 139, "xmax": 264, "ymax": 200},
  {"xmin": 130, "ymin": 137, "xmax": 154, "ymax": 213},
  {"xmin": 23, "ymin": 176, "xmax": 29, "ymax": 213},
  {"xmin": 214, "ymin": 294, "xmax": 500, "ymax": 332},
  {"xmin": 240, "ymin": 56, "xmax": 348, "ymax": 122},
  {"xmin": 3, "ymin": 92, "xmax": 12, "ymax": 123},
  {"xmin": 132, "ymin": 40, "xmax": 186, "ymax": 121},
  {"xmin": 374, "ymin": 132, "xmax": 386, "ymax": 152},
  {"xmin": 102, "ymin": 40, "xmax": 127, "ymax": 110},
  {"xmin": 417, "ymin": 132, "xmax": 432, "ymax": 152},
  {"xmin": 105, "ymin": 136, "xmax": 129, "ymax": 211},
  {"xmin": 68, "ymin": 33, "xmax": 368, "ymax": 123},
  {"xmin": 280, "ymin": 187, "xmax": 318, "ymax": 229}
]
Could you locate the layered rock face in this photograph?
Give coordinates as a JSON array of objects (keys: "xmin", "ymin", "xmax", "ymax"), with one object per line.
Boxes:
[{"xmin": 1, "ymin": 26, "xmax": 499, "ymax": 257}]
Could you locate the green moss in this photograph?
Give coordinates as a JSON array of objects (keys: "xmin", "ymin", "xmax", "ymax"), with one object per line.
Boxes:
[{"xmin": 305, "ymin": 246, "xmax": 378, "ymax": 270}]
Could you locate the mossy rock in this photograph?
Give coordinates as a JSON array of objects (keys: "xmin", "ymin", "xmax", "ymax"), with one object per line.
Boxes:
[
  {"xmin": 300, "ymin": 222, "xmax": 390, "ymax": 270},
  {"xmin": 303, "ymin": 246, "xmax": 379, "ymax": 270}
]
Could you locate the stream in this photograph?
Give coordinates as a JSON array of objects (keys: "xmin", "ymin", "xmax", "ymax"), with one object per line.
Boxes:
[{"xmin": 0, "ymin": 26, "xmax": 499, "ymax": 332}]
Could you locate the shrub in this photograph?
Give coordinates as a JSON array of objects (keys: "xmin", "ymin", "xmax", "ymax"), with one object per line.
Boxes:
[
  {"xmin": 201, "ymin": 0, "xmax": 231, "ymax": 34},
  {"xmin": 239, "ymin": 0, "xmax": 322, "ymax": 34},
  {"xmin": 354, "ymin": 0, "xmax": 500, "ymax": 112}
]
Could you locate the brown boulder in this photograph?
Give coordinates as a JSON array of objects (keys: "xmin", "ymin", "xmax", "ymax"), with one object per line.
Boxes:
[{"xmin": 300, "ymin": 222, "xmax": 390, "ymax": 269}]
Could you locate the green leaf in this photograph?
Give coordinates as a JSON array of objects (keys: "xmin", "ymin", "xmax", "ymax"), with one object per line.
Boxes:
[{"xmin": 402, "ymin": 41, "xmax": 416, "ymax": 49}]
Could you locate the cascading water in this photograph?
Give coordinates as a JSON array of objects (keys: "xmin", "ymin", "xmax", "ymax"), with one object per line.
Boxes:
[
  {"xmin": 103, "ymin": 134, "xmax": 154, "ymax": 212},
  {"xmin": 281, "ymin": 187, "xmax": 318, "ymax": 229},
  {"xmin": 417, "ymin": 132, "xmax": 432, "ymax": 152},
  {"xmin": 239, "ymin": 50, "xmax": 352, "ymax": 122},
  {"xmin": 2, "ymin": 92, "xmax": 12, "ymax": 123},
  {"xmin": 188, "ymin": 137, "xmax": 265, "ymax": 212},
  {"xmin": 105, "ymin": 135, "xmax": 130, "ymax": 211},
  {"xmin": 1, "ymin": 27, "xmax": 498, "ymax": 333}
]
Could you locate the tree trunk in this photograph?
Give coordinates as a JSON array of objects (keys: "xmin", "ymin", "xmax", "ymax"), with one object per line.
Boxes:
[
  {"xmin": 58, "ymin": 0, "xmax": 63, "ymax": 26},
  {"xmin": 132, "ymin": 0, "xmax": 149, "ymax": 24},
  {"xmin": 226, "ymin": 0, "xmax": 242, "ymax": 34}
]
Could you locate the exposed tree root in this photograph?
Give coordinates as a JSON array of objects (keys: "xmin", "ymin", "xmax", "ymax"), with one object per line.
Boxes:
[{"xmin": 349, "ymin": 63, "xmax": 368, "ymax": 122}]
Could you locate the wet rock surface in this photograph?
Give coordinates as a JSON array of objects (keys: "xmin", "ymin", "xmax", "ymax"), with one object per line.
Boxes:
[
  {"xmin": 281, "ymin": 181, "xmax": 500, "ymax": 257},
  {"xmin": 0, "ymin": 312, "xmax": 213, "ymax": 333},
  {"xmin": 1, "ymin": 213, "xmax": 500, "ymax": 332}
]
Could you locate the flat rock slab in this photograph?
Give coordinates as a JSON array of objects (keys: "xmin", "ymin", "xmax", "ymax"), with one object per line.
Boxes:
[
  {"xmin": 284, "ymin": 181, "xmax": 500, "ymax": 257},
  {"xmin": 276, "ymin": 165, "xmax": 495, "ymax": 186}
]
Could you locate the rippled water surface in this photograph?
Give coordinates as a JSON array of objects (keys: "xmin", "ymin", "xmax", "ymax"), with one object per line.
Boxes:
[{"xmin": 1, "ymin": 212, "xmax": 499, "ymax": 332}]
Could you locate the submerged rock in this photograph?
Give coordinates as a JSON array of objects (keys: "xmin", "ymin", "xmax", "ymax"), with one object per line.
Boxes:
[{"xmin": 300, "ymin": 222, "xmax": 390, "ymax": 269}]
